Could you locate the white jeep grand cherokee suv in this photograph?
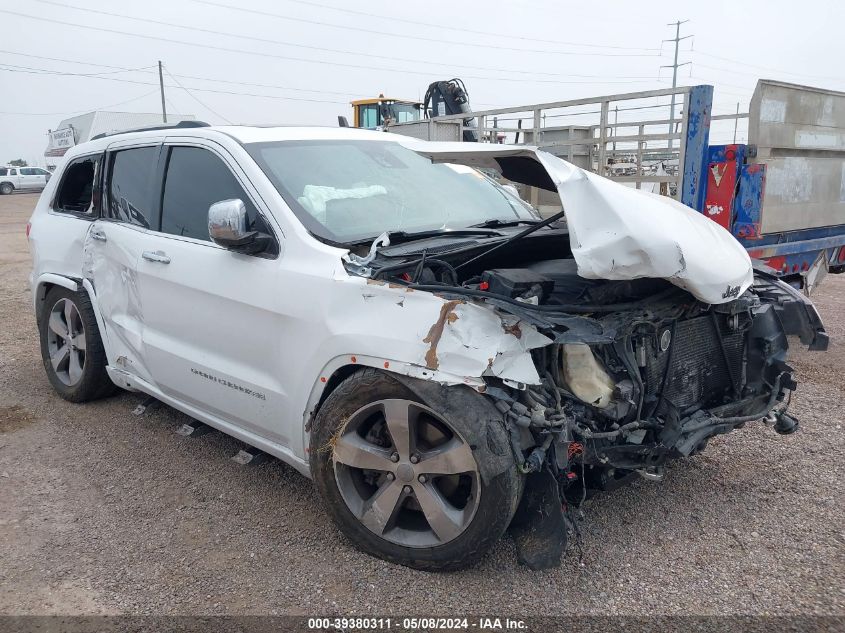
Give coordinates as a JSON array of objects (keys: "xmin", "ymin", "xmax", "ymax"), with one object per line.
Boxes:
[{"xmin": 28, "ymin": 122, "xmax": 827, "ymax": 571}]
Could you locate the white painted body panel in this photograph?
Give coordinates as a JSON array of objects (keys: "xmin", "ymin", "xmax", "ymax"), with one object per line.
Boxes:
[{"xmin": 28, "ymin": 125, "xmax": 754, "ymax": 477}]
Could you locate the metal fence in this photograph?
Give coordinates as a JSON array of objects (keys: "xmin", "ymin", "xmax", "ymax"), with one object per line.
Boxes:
[{"xmin": 388, "ymin": 86, "xmax": 748, "ymax": 206}]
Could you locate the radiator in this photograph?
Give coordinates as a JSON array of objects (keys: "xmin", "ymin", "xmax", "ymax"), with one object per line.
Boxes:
[{"xmin": 644, "ymin": 315, "xmax": 745, "ymax": 410}]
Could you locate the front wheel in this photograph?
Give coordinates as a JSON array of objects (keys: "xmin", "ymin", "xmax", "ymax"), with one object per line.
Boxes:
[{"xmin": 310, "ymin": 369, "xmax": 521, "ymax": 571}]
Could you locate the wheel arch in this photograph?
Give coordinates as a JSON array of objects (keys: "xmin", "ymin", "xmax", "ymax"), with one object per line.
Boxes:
[
  {"xmin": 34, "ymin": 274, "xmax": 113, "ymax": 362},
  {"xmin": 302, "ymin": 355, "xmax": 484, "ymax": 435},
  {"xmin": 34, "ymin": 273, "xmax": 80, "ymax": 319}
]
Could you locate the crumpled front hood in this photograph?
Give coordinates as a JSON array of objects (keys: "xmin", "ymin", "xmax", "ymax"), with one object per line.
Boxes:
[{"xmin": 400, "ymin": 139, "xmax": 753, "ymax": 305}]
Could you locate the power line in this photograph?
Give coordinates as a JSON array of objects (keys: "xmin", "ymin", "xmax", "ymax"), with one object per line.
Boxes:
[
  {"xmin": 0, "ymin": 89, "xmax": 159, "ymax": 116},
  {"xmin": 189, "ymin": 0, "xmax": 661, "ymax": 58},
  {"xmin": 0, "ymin": 48, "xmax": 150, "ymax": 72},
  {"xmin": 3, "ymin": 48, "xmax": 646, "ymax": 105},
  {"xmin": 0, "ymin": 49, "xmax": 360, "ymax": 97},
  {"xmin": 27, "ymin": 0, "xmax": 663, "ymax": 80},
  {"xmin": 163, "ymin": 65, "xmax": 233, "ymax": 124},
  {"xmin": 0, "ymin": 63, "xmax": 350, "ymax": 104},
  {"xmin": 695, "ymin": 50, "xmax": 842, "ymax": 83},
  {"xmin": 0, "ymin": 61, "xmax": 154, "ymax": 78},
  {"xmin": 0, "ymin": 10, "xmax": 664, "ymax": 85},
  {"xmin": 269, "ymin": 0, "xmax": 660, "ymax": 51}
]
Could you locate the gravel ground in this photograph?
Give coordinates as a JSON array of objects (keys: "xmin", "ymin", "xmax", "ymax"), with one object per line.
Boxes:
[{"xmin": 0, "ymin": 192, "xmax": 843, "ymax": 616}]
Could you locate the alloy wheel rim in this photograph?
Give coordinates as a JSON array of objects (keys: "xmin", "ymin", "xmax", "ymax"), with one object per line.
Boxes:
[
  {"xmin": 46, "ymin": 298, "xmax": 86, "ymax": 386},
  {"xmin": 332, "ymin": 399, "xmax": 481, "ymax": 548}
]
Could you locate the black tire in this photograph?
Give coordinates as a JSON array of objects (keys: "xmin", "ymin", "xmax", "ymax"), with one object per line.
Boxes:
[
  {"xmin": 0, "ymin": 183, "xmax": 13, "ymax": 195},
  {"xmin": 38, "ymin": 285, "xmax": 117, "ymax": 402},
  {"xmin": 310, "ymin": 368, "xmax": 521, "ymax": 571}
]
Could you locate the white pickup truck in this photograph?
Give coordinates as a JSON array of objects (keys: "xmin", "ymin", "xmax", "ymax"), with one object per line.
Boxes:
[{"xmin": 0, "ymin": 165, "xmax": 51, "ymax": 194}]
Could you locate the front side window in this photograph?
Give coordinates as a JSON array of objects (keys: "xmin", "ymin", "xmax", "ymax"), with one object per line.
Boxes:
[
  {"xmin": 358, "ymin": 105, "xmax": 379, "ymax": 128},
  {"xmin": 386, "ymin": 103, "xmax": 421, "ymax": 123},
  {"xmin": 106, "ymin": 146, "xmax": 158, "ymax": 228},
  {"xmin": 54, "ymin": 155, "xmax": 100, "ymax": 215},
  {"xmin": 246, "ymin": 140, "xmax": 539, "ymax": 244},
  {"xmin": 160, "ymin": 146, "xmax": 273, "ymax": 249}
]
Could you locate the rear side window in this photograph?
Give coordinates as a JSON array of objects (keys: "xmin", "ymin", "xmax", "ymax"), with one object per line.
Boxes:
[
  {"xmin": 54, "ymin": 155, "xmax": 100, "ymax": 215},
  {"xmin": 106, "ymin": 146, "xmax": 158, "ymax": 228},
  {"xmin": 160, "ymin": 146, "xmax": 269, "ymax": 244}
]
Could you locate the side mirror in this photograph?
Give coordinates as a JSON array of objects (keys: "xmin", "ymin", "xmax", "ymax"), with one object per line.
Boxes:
[{"xmin": 208, "ymin": 199, "xmax": 269, "ymax": 254}]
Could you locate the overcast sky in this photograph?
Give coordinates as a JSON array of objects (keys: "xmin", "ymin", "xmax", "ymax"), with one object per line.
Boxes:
[{"xmin": 0, "ymin": 0, "xmax": 842, "ymax": 165}]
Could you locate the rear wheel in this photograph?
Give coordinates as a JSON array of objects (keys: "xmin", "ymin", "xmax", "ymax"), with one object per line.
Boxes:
[
  {"xmin": 0, "ymin": 183, "xmax": 13, "ymax": 195},
  {"xmin": 310, "ymin": 369, "xmax": 520, "ymax": 571},
  {"xmin": 38, "ymin": 286, "xmax": 116, "ymax": 402}
]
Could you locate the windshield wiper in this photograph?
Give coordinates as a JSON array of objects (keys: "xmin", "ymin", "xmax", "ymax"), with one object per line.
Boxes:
[
  {"xmin": 386, "ymin": 227, "xmax": 504, "ymax": 243},
  {"xmin": 470, "ymin": 218, "xmax": 541, "ymax": 229},
  {"xmin": 455, "ymin": 208, "xmax": 567, "ymax": 271}
]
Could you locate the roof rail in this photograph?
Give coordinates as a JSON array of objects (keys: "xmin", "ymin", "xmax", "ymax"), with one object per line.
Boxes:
[{"xmin": 90, "ymin": 120, "xmax": 210, "ymax": 141}]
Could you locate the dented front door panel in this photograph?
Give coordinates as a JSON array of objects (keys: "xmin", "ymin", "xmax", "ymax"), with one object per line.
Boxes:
[
  {"xmin": 82, "ymin": 221, "xmax": 155, "ymax": 383},
  {"xmin": 135, "ymin": 233, "xmax": 291, "ymax": 445}
]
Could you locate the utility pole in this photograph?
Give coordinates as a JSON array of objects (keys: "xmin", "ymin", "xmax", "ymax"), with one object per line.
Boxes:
[
  {"xmin": 661, "ymin": 20, "xmax": 691, "ymax": 149},
  {"xmin": 158, "ymin": 60, "xmax": 167, "ymax": 123},
  {"xmin": 612, "ymin": 105, "xmax": 618, "ymax": 151}
]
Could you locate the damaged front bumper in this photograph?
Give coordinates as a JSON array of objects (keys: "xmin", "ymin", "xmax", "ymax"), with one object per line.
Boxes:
[{"xmin": 486, "ymin": 273, "xmax": 827, "ymax": 478}]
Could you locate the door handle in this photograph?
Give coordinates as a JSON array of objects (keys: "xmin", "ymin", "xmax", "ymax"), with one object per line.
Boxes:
[
  {"xmin": 89, "ymin": 227, "xmax": 107, "ymax": 242},
  {"xmin": 142, "ymin": 250, "xmax": 171, "ymax": 264}
]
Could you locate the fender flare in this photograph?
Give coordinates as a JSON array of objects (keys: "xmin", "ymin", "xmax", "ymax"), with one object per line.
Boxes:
[
  {"xmin": 33, "ymin": 273, "xmax": 80, "ymax": 312},
  {"xmin": 34, "ymin": 273, "xmax": 114, "ymax": 362},
  {"xmin": 300, "ymin": 357, "xmax": 513, "ymax": 483},
  {"xmin": 301, "ymin": 353, "xmax": 485, "ymax": 440}
]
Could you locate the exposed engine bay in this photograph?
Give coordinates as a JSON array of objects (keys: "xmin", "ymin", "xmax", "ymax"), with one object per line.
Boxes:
[
  {"xmin": 337, "ymin": 143, "xmax": 828, "ymax": 568},
  {"xmin": 350, "ymin": 223, "xmax": 827, "ymax": 470},
  {"xmin": 343, "ymin": 220, "xmax": 828, "ymax": 567}
]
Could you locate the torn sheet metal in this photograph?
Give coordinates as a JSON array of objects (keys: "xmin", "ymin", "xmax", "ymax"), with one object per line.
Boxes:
[
  {"xmin": 399, "ymin": 140, "xmax": 754, "ymax": 305},
  {"xmin": 350, "ymin": 279, "xmax": 551, "ymax": 385},
  {"xmin": 421, "ymin": 300, "xmax": 552, "ymax": 384}
]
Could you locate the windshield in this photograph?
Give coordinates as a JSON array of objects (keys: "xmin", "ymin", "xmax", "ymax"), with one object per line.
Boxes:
[
  {"xmin": 246, "ymin": 140, "xmax": 539, "ymax": 244},
  {"xmin": 386, "ymin": 103, "xmax": 421, "ymax": 123}
]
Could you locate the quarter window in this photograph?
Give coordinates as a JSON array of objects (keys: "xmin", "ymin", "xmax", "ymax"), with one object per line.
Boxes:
[
  {"xmin": 106, "ymin": 146, "xmax": 158, "ymax": 228},
  {"xmin": 160, "ymin": 146, "xmax": 271, "ymax": 248},
  {"xmin": 0, "ymin": 168, "xmax": 7, "ymax": 176},
  {"xmin": 54, "ymin": 155, "xmax": 100, "ymax": 215}
]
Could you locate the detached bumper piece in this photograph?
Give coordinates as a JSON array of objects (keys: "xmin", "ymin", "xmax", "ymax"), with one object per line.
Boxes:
[{"xmin": 752, "ymin": 268, "xmax": 829, "ymax": 351}]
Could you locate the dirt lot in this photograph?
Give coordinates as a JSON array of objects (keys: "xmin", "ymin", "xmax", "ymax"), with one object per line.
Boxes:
[{"xmin": 0, "ymin": 192, "xmax": 843, "ymax": 616}]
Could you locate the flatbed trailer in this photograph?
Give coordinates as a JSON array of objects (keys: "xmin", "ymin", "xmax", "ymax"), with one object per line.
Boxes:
[{"xmin": 386, "ymin": 80, "xmax": 845, "ymax": 291}]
